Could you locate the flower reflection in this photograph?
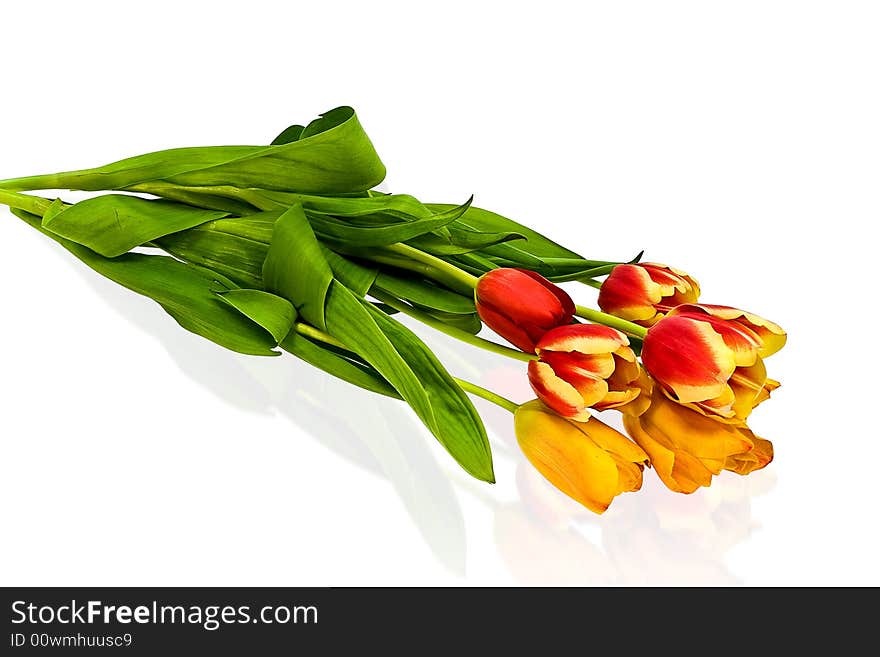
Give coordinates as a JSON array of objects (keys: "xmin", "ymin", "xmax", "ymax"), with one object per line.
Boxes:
[{"xmin": 494, "ymin": 459, "xmax": 775, "ymax": 585}]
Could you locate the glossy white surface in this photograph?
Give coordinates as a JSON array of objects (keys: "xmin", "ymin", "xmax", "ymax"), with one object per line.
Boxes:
[{"xmin": 1, "ymin": 1, "xmax": 877, "ymax": 586}]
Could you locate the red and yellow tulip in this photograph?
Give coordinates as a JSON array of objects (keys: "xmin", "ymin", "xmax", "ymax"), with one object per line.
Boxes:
[
  {"xmin": 640, "ymin": 304, "xmax": 785, "ymax": 421},
  {"xmin": 598, "ymin": 263, "xmax": 700, "ymax": 327},
  {"xmin": 666, "ymin": 304, "xmax": 787, "ymax": 359},
  {"xmin": 622, "ymin": 383, "xmax": 773, "ymax": 494},
  {"xmin": 475, "ymin": 268, "xmax": 575, "ymax": 352},
  {"xmin": 514, "ymin": 399, "xmax": 649, "ymax": 513},
  {"xmin": 527, "ymin": 324, "xmax": 641, "ymax": 421}
]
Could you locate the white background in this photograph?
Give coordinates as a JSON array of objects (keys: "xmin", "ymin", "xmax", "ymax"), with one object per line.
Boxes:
[{"xmin": 1, "ymin": 1, "xmax": 877, "ymax": 586}]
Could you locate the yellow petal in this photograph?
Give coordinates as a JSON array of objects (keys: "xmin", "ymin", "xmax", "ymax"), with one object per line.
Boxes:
[
  {"xmin": 622, "ymin": 415, "xmax": 703, "ymax": 494},
  {"xmin": 645, "ymin": 389, "xmax": 754, "ymax": 460},
  {"xmin": 575, "ymin": 414, "xmax": 649, "ymax": 465},
  {"xmin": 515, "ymin": 401, "xmax": 624, "ymax": 513}
]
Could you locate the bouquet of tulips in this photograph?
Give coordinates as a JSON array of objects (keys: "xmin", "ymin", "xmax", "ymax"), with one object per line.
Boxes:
[{"xmin": 0, "ymin": 107, "xmax": 785, "ymax": 514}]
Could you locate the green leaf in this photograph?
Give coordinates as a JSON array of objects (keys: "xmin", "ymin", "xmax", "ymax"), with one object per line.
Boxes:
[
  {"xmin": 324, "ymin": 281, "xmax": 494, "ymax": 482},
  {"xmin": 203, "ymin": 212, "xmax": 280, "ymax": 244},
  {"xmin": 429, "ymin": 203, "xmax": 583, "ymax": 260},
  {"xmin": 280, "ymin": 331, "xmax": 400, "ymax": 399},
  {"xmin": 270, "ymin": 124, "xmax": 305, "ymax": 145},
  {"xmin": 408, "ymin": 225, "xmax": 525, "ymax": 255},
  {"xmin": 298, "ymin": 192, "xmax": 440, "ymax": 221},
  {"xmin": 216, "ymin": 289, "xmax": 296, "ymax": 343},
  {"xmin": 371, "ymin": 271, "xmax": 475, "ymax": 314},
  {"xmin": 448, "ymin": 252, "xmax": 502, "ymax": 276},
  {"xmin": 262, "ymin": 203, "xmax": 333, "ymax": 330},
  {"xmin": 120, "ymin": 181, "xmax": 258, "ymax": 215},
  {"xmin": 3, "ymin": 106, "xmax": 385, "ymax": 195},
  {"xmin": 421, "ymin": 309, "xmax": 483, "ymax": 334},
  {"xmin": 12, "ymin": 208, "xmax": 283, "ymax": 356},
  {"xmin": 322, "ymin": 248, "xmax": 377, "ymax": 296},
  {"xmin": 308, "ymin": 202, "xmax": 467, "ymax": 247},
  {"xmin": 43, "ymin": 195, "xmax": 228, "ymax": 257},
  {"xmin": 156, "ymin": 229, "xmax": 269, "ymax": 289}
]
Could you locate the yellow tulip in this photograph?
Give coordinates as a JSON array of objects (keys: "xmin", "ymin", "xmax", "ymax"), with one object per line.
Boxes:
[
  {"xmin": 623, "ymin": 385, "xmax": 773, "ymax": 494},
  {"xmin": 514, "ymin": 399, "xmax": 649, "ymax": 514}
]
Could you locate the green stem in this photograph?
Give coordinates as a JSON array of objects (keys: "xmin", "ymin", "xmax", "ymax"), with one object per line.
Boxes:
[
  {"xmin": 574, "ymin": 304, "xmax": 648, "ymax": 338},
  {"xmin": 581, "ymin": 278, "xmax": 602, "ymax": 289},
  {"xmin": 371, "ymin": 289, "xmax": 536, "ymax": 363},
  {"xmin": 292, "ymin": 319, "xmax": 518, "ymax": 412},
  {"xmin": 0, "ymin": 189, "xmax": 53, "ymax": 216},
  {"xmin": 294, "ymin": 322, "xmax": 348, "ymax": 350},
  {"xmin": 454, "ymin": 378, "xmax": 518, "ymax": 413},
  {"xmin": 384, "ymin": 243, "xmax": 479, "ymax": 292}
]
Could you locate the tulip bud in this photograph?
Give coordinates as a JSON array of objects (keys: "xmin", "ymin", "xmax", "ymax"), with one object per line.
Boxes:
[
  {"xmin": 527, "ymin": 324, "xmax": 641, "ymax": 421},
  {"xmin": 475, "ymin": 268, "xmax": 574, "ymax": 352},
  {"xmin": 640, "ymin": 305, "xmax": 785, "ymax": 421},
  {"xmin": 514, "ymin": 399, "xmax": 649, "ymax": 513},
  {"xmin": 598, "ymin": 263, "xmax": 700, "ymax": 327},
  {"xmin": 623, "ymin": 385, "xmax": 773, "ymax": 493}
]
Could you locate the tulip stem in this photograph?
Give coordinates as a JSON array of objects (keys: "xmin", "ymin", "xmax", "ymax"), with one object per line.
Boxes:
[
  {"xmin": 580, "ymin": 278, "xmax": 603, "ymax": 289},
  {"xmin": 0, "ymin": 189, "xmax": 53, "ymax": 216},
  {"xmin": 454, "ymin": 378, "xmax": 519, "ymax": 413},
  {"xmin": 574, "ymin": 304, "xmax": 648, "ymax": 338},
  {"xmin": 293, "ymin": 322, "xmax": 349, "ymax": 350},
  {"xmin": 384, "ymin": 243, "xmax": 480, "ymax": 292},
  {"xmin": 371, "ymin": 289, "xmax": 537, "ymax": 363}
]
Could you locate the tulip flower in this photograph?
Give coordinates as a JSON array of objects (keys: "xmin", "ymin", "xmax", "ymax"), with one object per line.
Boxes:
[
  {"xmin": 622, "ymin": 385, "xmax": 773, "ymax": 494},
  {"xmin": 514, "ymin": 399, "xmax": 649, "ymax": 513},
  {"xmin": 597, "ymin": 263, "xmax": 700, "ymax": 327},
  {"xmin": 666, "ymin": 304, "xmax": 787, "ymax": 359},
  {"xmin": 640, "ymin": 305, "xmax": 785, "ymax": 421},
  {"xmin": 475, "ymin": 268, "xmax": 574, "ymax": 352},
  {"xmin": 527, "ymin": 324, "xmax": 641, "ymax": 421}
]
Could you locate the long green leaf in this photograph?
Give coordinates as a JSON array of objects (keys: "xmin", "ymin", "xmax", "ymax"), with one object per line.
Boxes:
[
  {"xmin": 309, "ymin": 206, "xmax": 465, "ymax": 246},
  {"xmin": 156, "ymin": 228, "xmax": 269, "ymax": 289},
  {"xmin": 408, "ymin": 225, "xmax": 525, "ymax": 255},
  {"xmin": 429, "ymin": 203, "xmax": 583, "ymax": 260},
  {"xmin": 1, "ymin": 107, "xmax": 385, "ymax": 195},
  {"xmin": 43, "ymin": 195, "xmax": 227, "ymax": 257},
  {"xmin": 324, "ymin": 281, "xmax": 494, "ymax": 482}
]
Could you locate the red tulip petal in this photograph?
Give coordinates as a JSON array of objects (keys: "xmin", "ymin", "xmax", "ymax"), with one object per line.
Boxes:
[
  {"xmin": 536, "ymin": 323, "xmax": 628, "ymax": 354},
  {"xmin": 672, "ymin": 304, "xmax": 786, "ymax": 358},
  {"xmin": 476, "ymin": 268, "xmax": 571, "ymax": 335},
  {"xmin": 642, "ymin": 263, "xmax": 701, "ymax": 302},
  {"xmin": 598, "ymin": 265, "xmax": 663, "ymax": 323},
  {"xmin": 642, "ymin": 316, "xmax": 737, "ymax": 404},
  {"xmin": 475, "ymin": 303, "xmax": 539, "ymax": 352},
  {"xmin": 515, "ymin": 268, "xmax": 576, "ymax": 318},
  {"xmin": 541, "ymin": 349, "xmax": 616, "ymax": 380},
  {"xmin": 527, "ymin": 360, "xmax": 591, "ymax": 421}
]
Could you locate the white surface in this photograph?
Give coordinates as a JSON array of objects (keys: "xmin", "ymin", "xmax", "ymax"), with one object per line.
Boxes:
[{"xmin": 1, "ymin": 1, "xmax": 877, "ymax": 586}]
